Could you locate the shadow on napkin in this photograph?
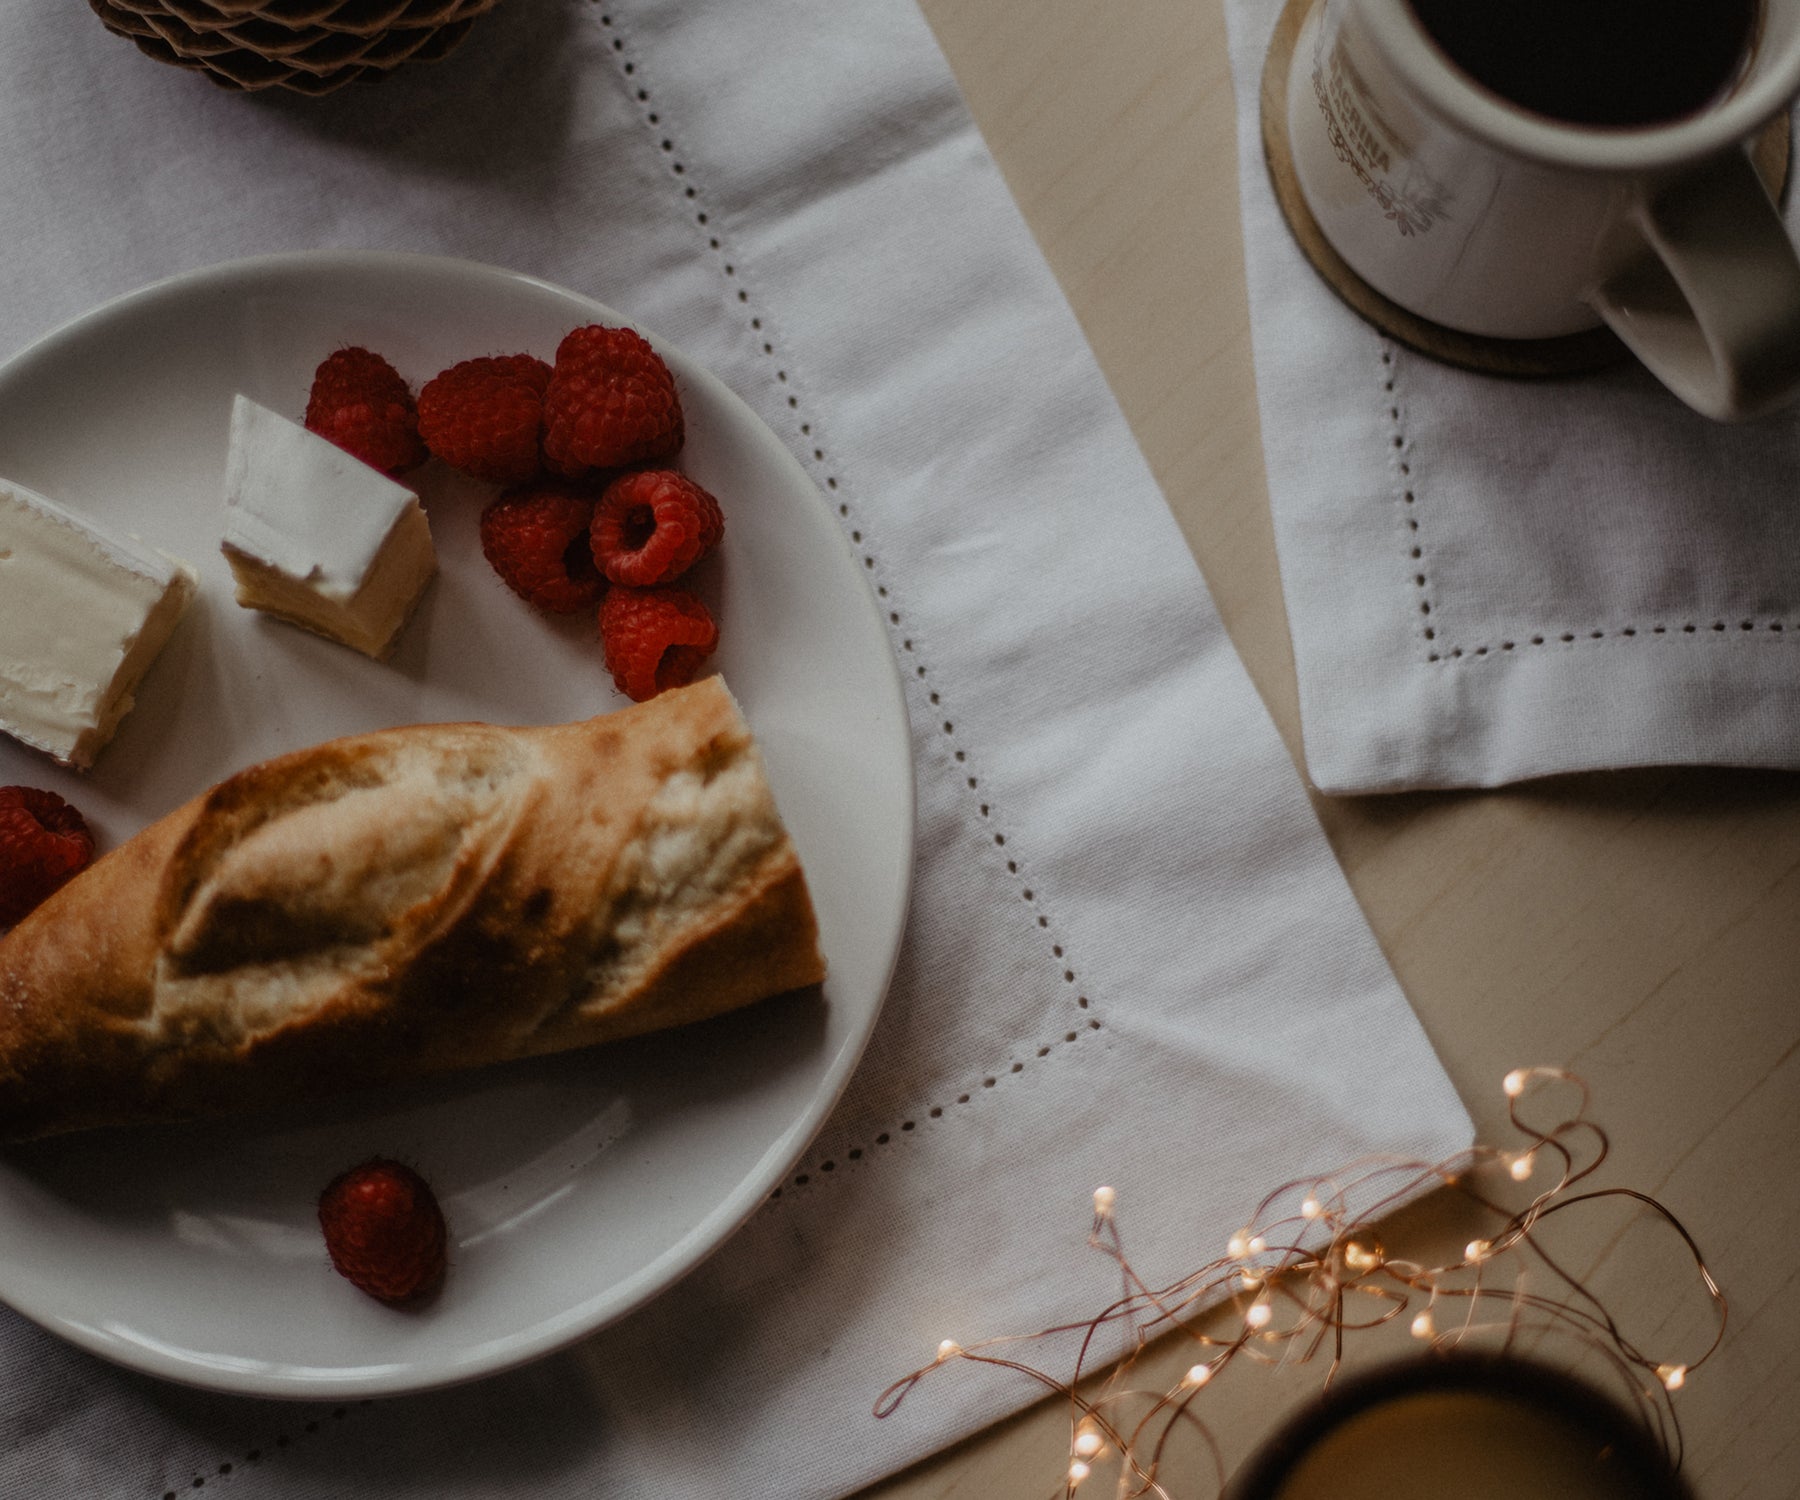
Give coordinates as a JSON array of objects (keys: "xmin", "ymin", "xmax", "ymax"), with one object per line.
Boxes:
[{"xmin": 238, "ymin": 0, "xmax": 583, "ymax": 183}]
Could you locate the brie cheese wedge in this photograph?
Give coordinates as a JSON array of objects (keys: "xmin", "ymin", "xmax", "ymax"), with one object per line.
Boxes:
[
  {"xmin": 221, "ymin": 395, "xmax": 436, "ymax": 659},
  {"xmin": 0, "ymin": 476, "xmax": 197, "ymax": 769}
]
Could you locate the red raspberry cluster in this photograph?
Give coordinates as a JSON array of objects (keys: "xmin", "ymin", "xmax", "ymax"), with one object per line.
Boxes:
[
  {"xmin": 542, "ymin": 325, "xmax": 685, "ymax": 476},
  {"xmin": 305, "ymin": 347, "xmax": 427, "ymax": 477},
  {"xmin": 0, "ymin": 786, "xmax": 95, "ymax": 929},
  {"xmin": 417, "ymin": 354, "xmax": 552, "ymax": 485},
  {"xmin": 305, "ymin": 325, "xmax": 724, "ymax": 703},
  {"xmin": 317, "ymin": 1157, "xmax": 448, "ymax": 1304},
  {"xmin": 591, "ymin": 469, "xmax": 724, "ymax": 588}
]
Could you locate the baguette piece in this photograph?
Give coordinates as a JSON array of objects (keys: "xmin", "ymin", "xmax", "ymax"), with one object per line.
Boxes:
[{"xmin": 0, "ymin": 677, "xmax": 825, "ymax": 1142}]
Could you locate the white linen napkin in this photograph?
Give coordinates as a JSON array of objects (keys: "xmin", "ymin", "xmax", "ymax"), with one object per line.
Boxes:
[
  {"xmin": 0, "ymin": 3, "xmax": 1470, "ymax": 1497},
  {"xmin": 1225, "ymin": 0, "xmax": 1800, "ymax": 794}
]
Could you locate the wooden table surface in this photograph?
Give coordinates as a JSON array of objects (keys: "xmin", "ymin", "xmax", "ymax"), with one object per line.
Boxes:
[{"xmin": 864, "ymin": 2, "xmax": 1800, "ymax": 1497}]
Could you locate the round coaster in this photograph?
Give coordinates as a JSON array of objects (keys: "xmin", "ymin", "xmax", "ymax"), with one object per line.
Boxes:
[{"xmin": 1259, "ymin": 0, "xmax": 1792, "ymax": 379}]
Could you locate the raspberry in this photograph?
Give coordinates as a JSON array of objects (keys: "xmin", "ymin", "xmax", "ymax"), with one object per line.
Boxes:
[
  {"xmin": 304, "ymin": 346, "xmax": 427, "ymax": 477},
  {"xmin": 417, "ymin": 354, "xmax": 552, "ymax": 485},
  {"xmin": 318, "ymin": 1158, "xmax": 448, "ymax": 1305},
  {"xmin": 591, "ymin": 469, "xmax": 724, "ymax": 587},
  {"xmin": 0, "ymin": 787, "xmax": 95, "ymax": 929},
  {"xmin": 542, "ymin": 325, "xmax": 684, "ymax": 478},
  {"xmin": 479, "ymin": 480, "xmax": 605, "ymax": 614},
  {"xmin": 599, "ymin": 585, "xmax": 719, "ymax": 702}
]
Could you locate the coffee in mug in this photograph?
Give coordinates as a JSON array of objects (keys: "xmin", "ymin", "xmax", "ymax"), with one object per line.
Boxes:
[
  {"xmin": 1405, "ymin": 0, "xmax": 1760, "ymax": 128},
  {"xmin": 1224, "ymin": 1356, "xmax": 1691, "ymax": 1500}
]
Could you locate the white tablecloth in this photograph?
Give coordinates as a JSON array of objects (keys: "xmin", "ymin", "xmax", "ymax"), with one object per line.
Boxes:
[
  {"xmin": 1226, "ymin": 0, "xmax": 1800, "ymax": 793},
  {"xmin": 0, "ymin": 4, "xmax": 1470, "ymax": 1496}
]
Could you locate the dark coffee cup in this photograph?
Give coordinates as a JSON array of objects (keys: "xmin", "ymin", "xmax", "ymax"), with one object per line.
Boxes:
[{"xmin": 1224, "ymin": 1353, "xmax": 1691, "ymax": 1500}]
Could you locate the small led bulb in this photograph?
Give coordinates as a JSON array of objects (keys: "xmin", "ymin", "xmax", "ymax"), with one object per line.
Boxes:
[
  {"xmin": 936, "ymin": 1339, "xmax": 961, "ymax": 1361},
  {"xmin": 1073, "ymin": 1429, "xmax": 1103, "ymax": 1459},
  {"xmin": 1069, "ymin": 1460, "xmax": 1091, "ymax": 1485},
  {"xmin": 1183, "ymin": 1362, "xmax": 1213, "ymax": 1388},
  {"xmin": 1658, "ymin": 1363, "xmax": 1688, "ymax": 1392},
  {"xmin": 1300, "ymin": 1195, "xmax": 1323, "ymax": 1220},
  {"xmin": 1092, "ymin": 1185, "xmax": 1116, "ymax": 1217},
  {"xmin": 1227, "ymin": 1232, "xmax": 1250, "ymax": 1259},
  {"xmin": 1246, "ymin": 1300, "xmax": 1273, "ymax": 1329},
  {"xmin": 1503, "ymin": 1068, "xmax": 1529, "ymax": 1098},
  {"xmin": 1410, "ymin": 1310, "xmax": 1435, "ymax": 1339},
  {"xmin": 1465, "ymin": 1239, "xmax": 1491, "ymax": 1263},
  {"xmin": 1248, "ymin": 1235, "xmax": 1267, "ymax": 1255},
  {"xmin": 1509, "ymin": 1152, "xmax": 1535, "ymax": 1182}
]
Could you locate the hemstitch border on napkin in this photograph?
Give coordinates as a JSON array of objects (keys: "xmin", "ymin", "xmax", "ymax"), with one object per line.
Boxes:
[
  {"xmin": 1381, "ymin": 336, "xmax": 1799, "ymax": 664},
  {"xmin": 589, "ymin": 1, "xmax": 1104, "ymax": 1192}
]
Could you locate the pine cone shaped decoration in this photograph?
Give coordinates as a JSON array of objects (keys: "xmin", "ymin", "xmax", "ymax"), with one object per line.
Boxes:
[{"xmin": 88, "ymin": 0, "xmax": 505, "ymax": 94}]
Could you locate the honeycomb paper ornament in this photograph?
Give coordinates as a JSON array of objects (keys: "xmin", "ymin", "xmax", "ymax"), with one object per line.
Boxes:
[{"xmin": 88, "ymin": 0, "xmax": 505, "ymax": 95}]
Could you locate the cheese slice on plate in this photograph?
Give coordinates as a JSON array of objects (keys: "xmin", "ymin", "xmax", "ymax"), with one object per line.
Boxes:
[
  {"xmin": 0, "ymin": 476, "xmax": 197, "ymax": 770},
  {"xmin": 221, "ymin": 395, "xmax": 436, "ymax": 660}
]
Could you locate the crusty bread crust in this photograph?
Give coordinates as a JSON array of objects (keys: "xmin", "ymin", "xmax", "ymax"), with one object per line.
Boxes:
[{"xmin": 0, "ymin": 677, "xmax": 825, "ymax": 1141}]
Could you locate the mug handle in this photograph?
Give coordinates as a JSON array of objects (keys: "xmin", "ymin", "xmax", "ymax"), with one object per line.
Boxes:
[{"xmin": 1589, "ymin": 144, "xmax": 1800, "ymax": 421}]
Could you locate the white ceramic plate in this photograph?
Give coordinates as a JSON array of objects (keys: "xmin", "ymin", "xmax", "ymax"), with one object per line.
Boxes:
[{"xmin": 0, "ymin": 252, "xmax": 913, "ymax": 1398}]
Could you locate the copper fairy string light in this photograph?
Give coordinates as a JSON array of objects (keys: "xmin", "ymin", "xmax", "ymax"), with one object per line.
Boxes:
[{"xmin": 874, "ymin": 1067, "xmax": 1727, "ymax": 1499}]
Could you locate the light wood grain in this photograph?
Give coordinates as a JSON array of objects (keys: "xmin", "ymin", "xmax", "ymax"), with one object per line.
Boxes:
[{"xmin": 863, "ymin": 1, "xmax": 1800, "ymax": 1496}]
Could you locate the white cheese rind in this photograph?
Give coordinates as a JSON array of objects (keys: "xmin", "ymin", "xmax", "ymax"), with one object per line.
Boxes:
[
  {"xmin": 0, "ymin": 477, "xmax": 197, "ymax": 769},
  {"xmin": 220, "ymin": 395, "xmax": 436, "ymax": 659}
]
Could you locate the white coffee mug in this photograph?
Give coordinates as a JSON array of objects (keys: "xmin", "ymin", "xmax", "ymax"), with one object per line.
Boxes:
[{"xmin": 1287, "ymin": 0, "xmax": 1800, "ymax": 419}]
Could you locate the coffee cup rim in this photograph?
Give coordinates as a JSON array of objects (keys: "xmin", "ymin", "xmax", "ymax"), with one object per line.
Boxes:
[{"xmin": 1363, "ymin": 0, "xmax": 1800, "ymax": 173}]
